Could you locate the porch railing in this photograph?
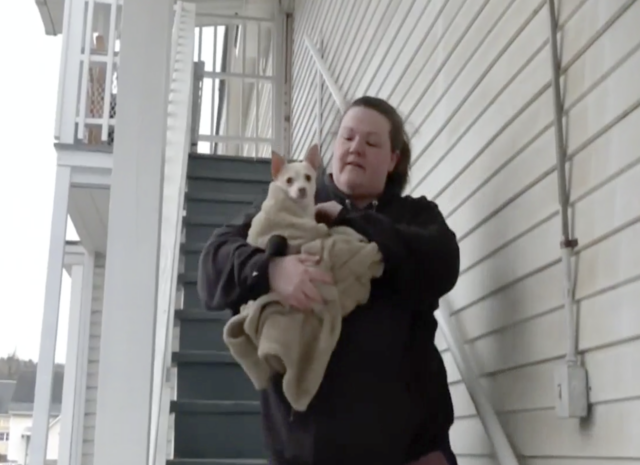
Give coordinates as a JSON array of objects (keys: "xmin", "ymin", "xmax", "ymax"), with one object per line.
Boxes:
[
  {"xmin": 303, "ymin": 34, "xmax": 519, "ymax": 465},
  {"xmin": 55, "ymin": 0, "xmax": 122, "ymax": 146}
]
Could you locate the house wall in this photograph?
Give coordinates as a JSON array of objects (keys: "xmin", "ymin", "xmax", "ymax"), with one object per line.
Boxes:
[
  {"xmin": 7, "ymin": 414, "xmax": 60, "ymax": 464},
  {"xmin": 0, "ymin": 414, "xmax": 9, "ymax": 456},
  {"xmin": 81, "ymin": 255, "xmax": 105, "ymax": 465},
  {"xmin": 291, "ymin": 0, "xmax": 640, "ymax": 463}
]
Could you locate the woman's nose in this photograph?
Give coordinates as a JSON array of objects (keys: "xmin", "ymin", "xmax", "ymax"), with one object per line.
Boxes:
[{"xmin": 350, "ymin": 137, "xmax": 365, "ymax": 153}]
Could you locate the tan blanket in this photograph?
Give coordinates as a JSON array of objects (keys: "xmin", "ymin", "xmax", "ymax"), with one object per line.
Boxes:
[{"xmin": 223, "ymin": 182, "xmax": 384, "ymax": 411}]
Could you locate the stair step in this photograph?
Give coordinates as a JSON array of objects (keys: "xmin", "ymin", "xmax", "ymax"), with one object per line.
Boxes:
[
  {"xmin": 185, "ymin": 223, "xmax": 225, "ymax": 246},
  {"xmin": 169, "ymin": 455, "xmax": 267, "ymax": 462},
  {"xmin": 179, "ymin": 272, "xmax": 198, "ymax": 285},
  {"xmin": 187, "ymin": 154, "xmax": 271, "ymax": 183},
  {"xmin": 171, "ymin": 400, "xmax": 260, "ymax": 414},
  {"xmin": 172, "ymin": 400, "xmax": 264, "ymax": 459},
  {"xmin": 185, "ymin": 190, "xmax": 263, "ymax": 205},
  {"xmin": 176, "ymin": 310, "xmax": 231, "ymax": 352},
  {"xmin": 175, "ymin": 309, "xmax": 233, "ymax": 321},
  {"xmin": 173, "ymin": 351, "xmax": 235, "ymax": 364},
  {"xmin": 173, "ymin": 351, "xmax": 258, "ymax": 401},
  {"xmin": 185, "ymin": 198, "xmax": 252, "ymax": 223},
  {"xmin": 187, "ymin": 178, "xmax": 269, "ymax": 202},
  {"xmin": 182, "ymin": 281, "xmax": 202, "ymax": 309}
]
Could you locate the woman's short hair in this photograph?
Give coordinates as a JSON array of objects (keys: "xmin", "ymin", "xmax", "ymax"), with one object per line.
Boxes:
[{"xmin": 343, "ymin": 96, "xmax": 411, "ymax": 193}]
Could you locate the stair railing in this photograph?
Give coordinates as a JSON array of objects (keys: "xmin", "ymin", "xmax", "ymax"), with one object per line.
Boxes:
[
  {"xmin": 148, "ymin": 3, "xmax": 197, "ymax": 465},
  {"xmin": 302, "ymin": 34, "xmax": 519, "ymax": 465}
]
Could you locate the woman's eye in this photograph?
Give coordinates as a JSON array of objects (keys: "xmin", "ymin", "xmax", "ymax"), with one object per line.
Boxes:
[{"xmin": 367, "ymin": 141, "xmax": 379, "ymax": 147}]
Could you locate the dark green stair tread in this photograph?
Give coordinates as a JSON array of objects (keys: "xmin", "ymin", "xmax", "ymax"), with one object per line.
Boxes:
[
  {"xmin": 187, "ymin": 161, "xmax": 272, "ymax": 183},
  {"xmin": 175, "ymin": 309, "xmax": 232, "ymax": 321},
  {"xmin": 183, "ymin": 215, "xmax": 228, "ymax": 226},
  {"xmin": 168, "ymin": 460, "xmax": 267, "ymax": 465},
  {"xmin": 171, "ymin": 400, "xmax": 260, "ymax": 414},
  {"xmin": 178, "ymin": 272, "xmax": 199, "ymax": 285},
  {"xmin": 184, "ymin": 190, "xmax": 264, "ymax": 204},
  {"xmin": 182, "ymin": 242, "xmax": 208, "ymax": 253},
  {"xmin": 172, "ymin": 351, "xmax": 236, "ymax": 364},
  {"xmin": 189, "ymin": 153, "xmax": 271, "ymax": 163}
]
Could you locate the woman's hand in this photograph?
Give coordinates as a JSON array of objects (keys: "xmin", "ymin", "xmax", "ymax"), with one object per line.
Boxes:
[
  {"xmin": 315, "ymin": 201, "xmax": 343, "ymax": 225},
  {"xmin": 268, "ymin": 254, "xmax": 333, "ymax": 311}
]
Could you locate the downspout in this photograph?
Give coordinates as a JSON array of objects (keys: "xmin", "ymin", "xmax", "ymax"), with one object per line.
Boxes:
[{"xmin": 546, "ymin": 0, "xmax": 588, "ymax": 418}]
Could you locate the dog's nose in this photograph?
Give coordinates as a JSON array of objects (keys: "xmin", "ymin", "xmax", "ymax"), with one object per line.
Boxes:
[{"xmin": 298, "ymin": 187, "xmax": 307, "ymax": 198}]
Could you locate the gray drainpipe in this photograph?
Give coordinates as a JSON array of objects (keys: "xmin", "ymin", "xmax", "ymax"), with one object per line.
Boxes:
[{"xmin": 546, "ymin": 0, "xmax": 589, "ymax": 419}]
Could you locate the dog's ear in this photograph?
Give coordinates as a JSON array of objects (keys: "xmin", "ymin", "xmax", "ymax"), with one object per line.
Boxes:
[
  {"xmin": 271, "ymin": 150, "xmax": 286, "ymax": 179},
  {"xmin": 304, "ymin": 144, "xmax": 322, "ymax": 172}
]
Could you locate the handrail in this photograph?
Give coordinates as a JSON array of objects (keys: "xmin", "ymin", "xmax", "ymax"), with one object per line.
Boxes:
[
  {"xmin": 436, "ymin": 303, "xmax": 519, "ymax": 465},
  {"xmin": 303, "ymin": 35, "xmax": 347, "ymax": 113},
  {"xmin": 304, "ymin": 39, "xmax": 519, "ymax": 465},
  {"xmin": 149, "ymin": 3, "xmax": 196, "ymax": 464}
]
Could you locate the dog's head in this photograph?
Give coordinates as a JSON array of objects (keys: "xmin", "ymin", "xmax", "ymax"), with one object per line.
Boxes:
[{"xmin": 271, "ymin": 144, "xmax": 322, "ymax": 212}]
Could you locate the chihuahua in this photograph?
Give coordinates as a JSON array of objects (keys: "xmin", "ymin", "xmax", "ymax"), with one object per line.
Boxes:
[{"xmin": 271, "ymin": 144, "xmax": 323, "ymax": 217}]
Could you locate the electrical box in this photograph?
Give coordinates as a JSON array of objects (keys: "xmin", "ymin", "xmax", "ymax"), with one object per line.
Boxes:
[{"xmin": 554, "ymin": 363, "xmax": 589, "ymax": 418}]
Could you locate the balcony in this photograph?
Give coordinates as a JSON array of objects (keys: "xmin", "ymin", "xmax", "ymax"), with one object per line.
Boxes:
[{"xmin": 53, "ymin": 0, "xmax": 281, "ymax": 157}]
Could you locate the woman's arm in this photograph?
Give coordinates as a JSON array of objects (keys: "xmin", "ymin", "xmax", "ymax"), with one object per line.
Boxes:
[
  {"xmin": 333, "ymin": 196, "xmax": 460, "ymax": 300},
  {"xmin": 197, "ymin": 208, "xmax": 288, "ymax": 314}
]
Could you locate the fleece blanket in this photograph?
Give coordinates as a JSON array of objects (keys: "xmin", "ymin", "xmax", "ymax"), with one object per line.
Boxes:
[{"xmin": 223, "ymin": 182, "xmax": 384, "ymax": 412}]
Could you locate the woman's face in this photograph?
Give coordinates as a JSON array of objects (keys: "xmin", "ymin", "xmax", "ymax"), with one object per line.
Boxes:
[{"xmin": 331, "ymin": 106, "xmax": 399, "ymax": 198}]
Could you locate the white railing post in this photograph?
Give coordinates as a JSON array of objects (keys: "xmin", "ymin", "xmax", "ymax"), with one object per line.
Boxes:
[
  {"xmin": 29, "ymin": 166, "xmax": 71, "ymax": 465},
  {"xmin": 56, "ymin": 0, "xmax": 87, "ymax": 143},
  {"xmin": 436, "ymin": 303, "xmax": 519, "ymax": 465},
  {"xmin": 100, "ymin": 0, "xmax": 120, "ymax": 141}
]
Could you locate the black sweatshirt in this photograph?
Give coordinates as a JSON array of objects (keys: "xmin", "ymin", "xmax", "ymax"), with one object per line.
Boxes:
[{"xmin": 197, "ymin": 173, "xmax": 461, "ymax": 465}]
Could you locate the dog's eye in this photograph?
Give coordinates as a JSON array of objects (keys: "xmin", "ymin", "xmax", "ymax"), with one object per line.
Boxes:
[
  {"xmin": 304, "ymin": 174, "xmax": 311, "ymax": 182},
  {"xmin": 286, "ymin": 177, "xmax": 293, "ymax": 185}
]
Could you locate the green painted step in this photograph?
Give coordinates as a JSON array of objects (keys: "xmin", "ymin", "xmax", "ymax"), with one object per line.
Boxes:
[{"xmin": 172, "ymin": 400, "xmax": 264, "ymax": 459}]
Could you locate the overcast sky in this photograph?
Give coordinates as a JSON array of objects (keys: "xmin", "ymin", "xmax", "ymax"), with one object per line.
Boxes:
[{"xmin": 0, "ymin": 2, "xmax": 74, "ymax": 364}]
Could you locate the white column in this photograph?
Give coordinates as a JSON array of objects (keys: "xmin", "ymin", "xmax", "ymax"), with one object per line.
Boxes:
[
  {"xmin": 29, "ymin": 166, "xmax": 71, "ymax": 465},
  {"xmin": 70, "ymin": 252, "xmax": 96, "ymax": 465},
  {"xmin": 57, "ymin": 261, "xmax": 84, "ymax": 465},
  {"xmin": 92, "ymin": 0, "xmax": 173, "ymax": 464}
]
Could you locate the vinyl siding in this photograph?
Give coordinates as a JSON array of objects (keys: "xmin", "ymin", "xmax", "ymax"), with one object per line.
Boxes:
[
  {"xmin": 81, "ymin": 255, "xmax": 105, "ymax": 465},
  {"xmin": 291, "ymin": 0, "xmax": 640, "ymax": 462}
]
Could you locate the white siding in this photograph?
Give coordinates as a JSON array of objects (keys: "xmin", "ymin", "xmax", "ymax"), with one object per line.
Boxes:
[
  {"xmin": 81, "ymin": 256, "xmax": 105, "ymax": 465},
  {"xmin": 291, "ymin": 0, "xmax": 640, "ymax": 463}
]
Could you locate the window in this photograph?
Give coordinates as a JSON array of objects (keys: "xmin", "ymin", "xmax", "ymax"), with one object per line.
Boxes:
[{"xmin": 0, "ymin": 432, "xmax": 9, "ymax": 441}]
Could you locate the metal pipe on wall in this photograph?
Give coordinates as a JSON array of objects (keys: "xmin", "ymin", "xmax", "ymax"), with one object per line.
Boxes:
[{"xmin": 546, "ymin": 0, "xmax": 579, "ymax": 365}]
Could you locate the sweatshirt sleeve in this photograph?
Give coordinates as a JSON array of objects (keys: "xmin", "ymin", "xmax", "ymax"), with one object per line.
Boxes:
[
  {"xmin": 197, "ymin": 206, "xmax": 288, "ymax": 314},
  {"xmin": 333, "ymin": 196, "xmax": 460, "ymax": 302}
]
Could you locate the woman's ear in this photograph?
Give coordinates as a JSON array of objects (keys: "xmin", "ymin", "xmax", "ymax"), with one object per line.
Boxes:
[{"xmin": 388, "ymin": 151, "xmax": 400, "ymax": 172}]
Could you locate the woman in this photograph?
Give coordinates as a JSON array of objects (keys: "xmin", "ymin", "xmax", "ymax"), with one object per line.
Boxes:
[{"xmin": 198, "ymin": 96, "xmax": 460, "ymax": 465}]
